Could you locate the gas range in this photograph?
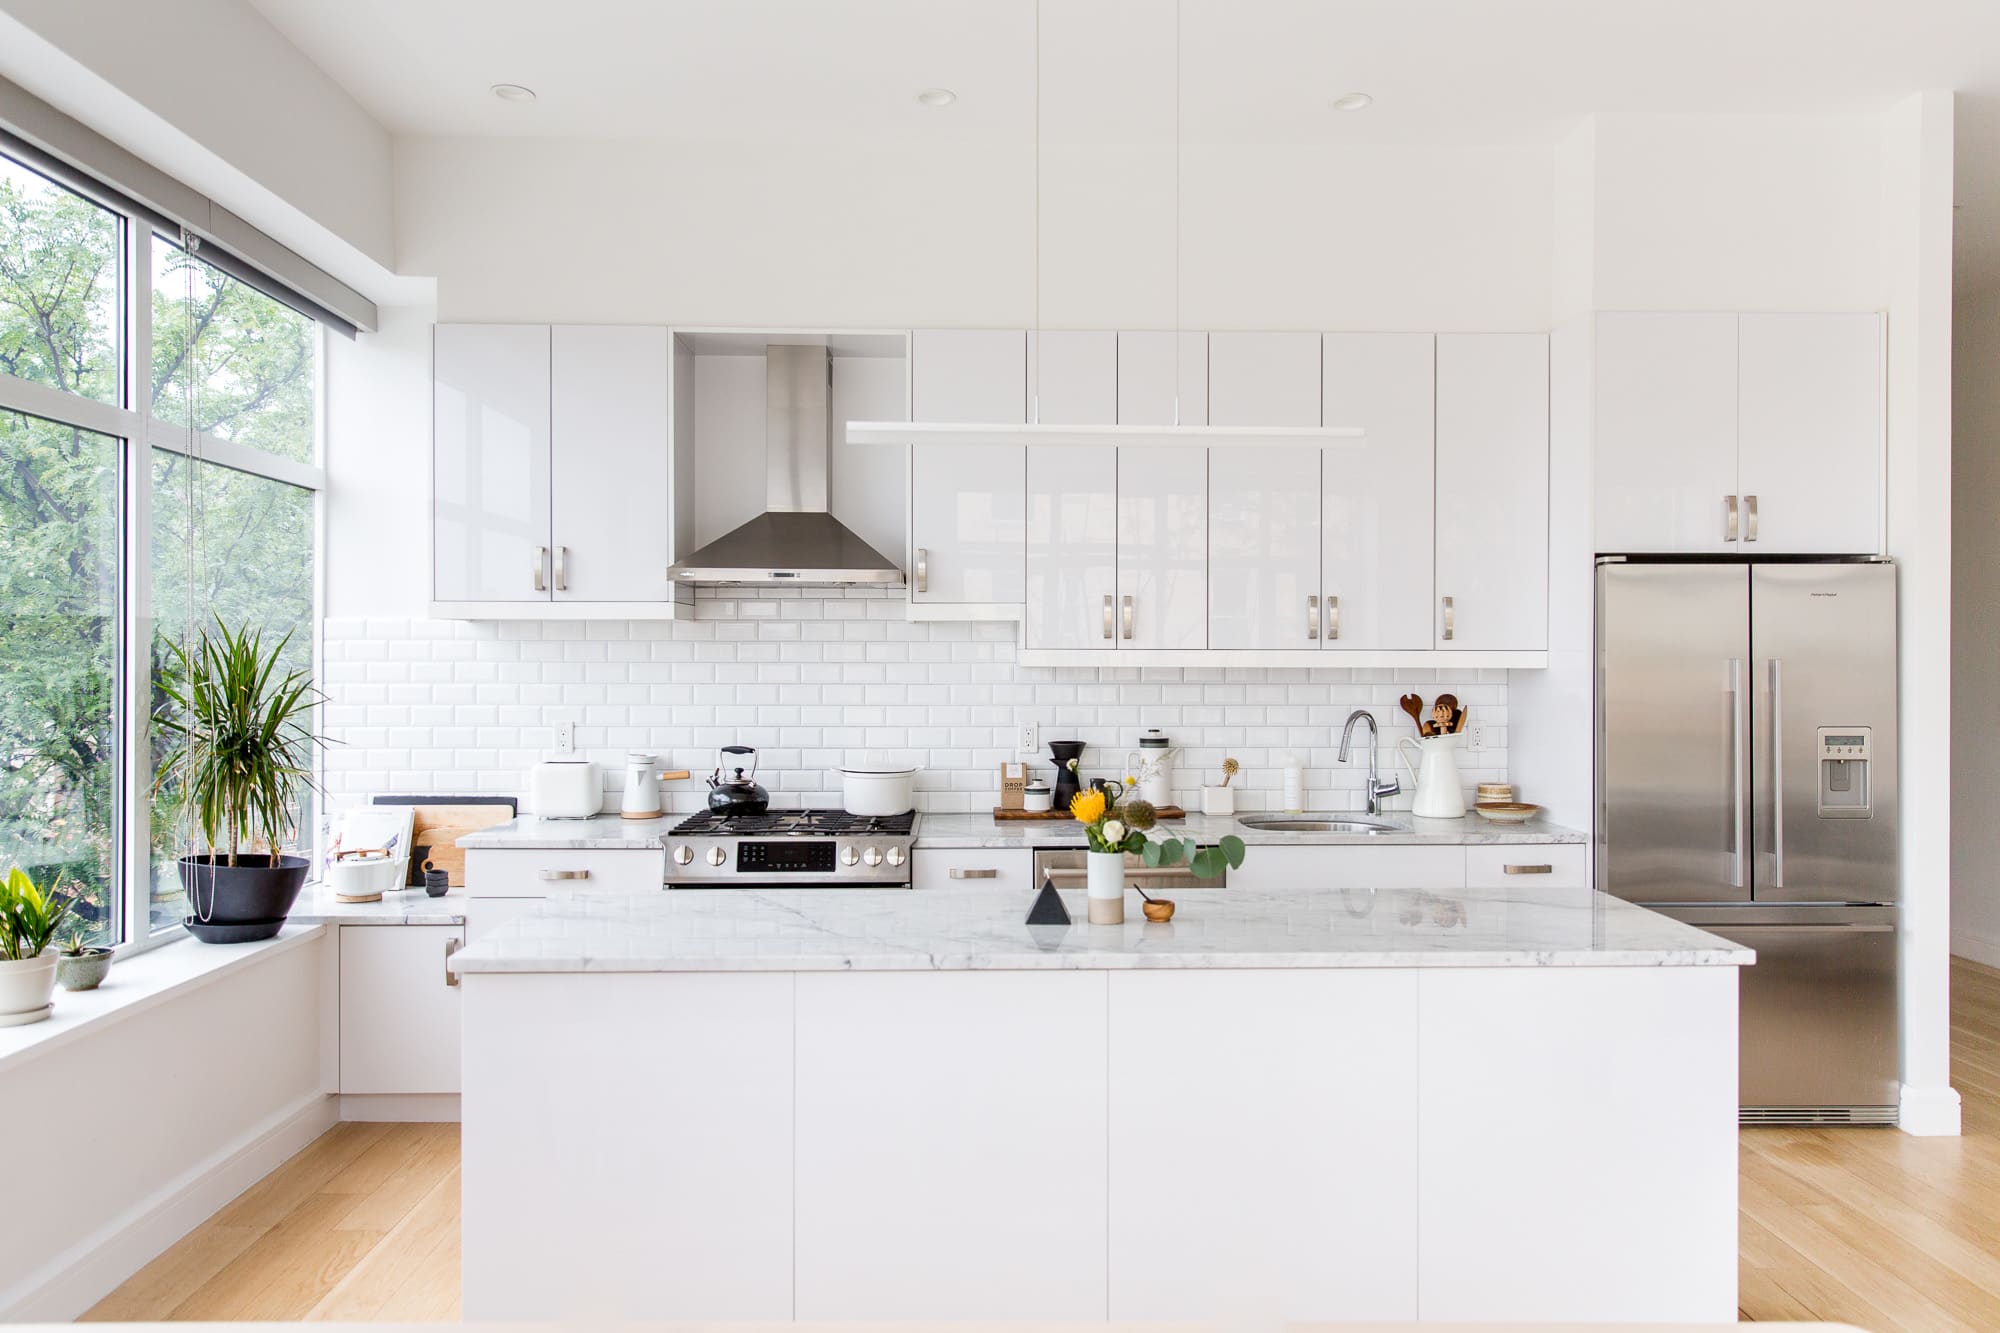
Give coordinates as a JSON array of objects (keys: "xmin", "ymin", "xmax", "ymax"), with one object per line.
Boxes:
[{"xmin": 663, "ymin": 808, "xmax": 918, "ymax": 887}]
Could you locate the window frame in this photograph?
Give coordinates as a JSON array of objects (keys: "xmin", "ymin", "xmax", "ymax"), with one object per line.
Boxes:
[{"xmin": 0, "ymin": 150, "xmax": 325, "ymax": 957}]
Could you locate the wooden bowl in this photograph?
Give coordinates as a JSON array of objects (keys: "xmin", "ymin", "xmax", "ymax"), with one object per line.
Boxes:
[
  {"xmin": 1142, "ymin": 899, "xmax": 1177, "ymax": 923},
  {"xmin": 1473, "ymin": 802, "xmax": 1541, "ymax": 824}
]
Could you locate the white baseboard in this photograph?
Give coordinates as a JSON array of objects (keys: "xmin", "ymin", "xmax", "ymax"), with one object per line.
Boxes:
[
  {"xmin": 340, "ymin": 1092, "xmax": 461, "ymax": 1122},
  {"xmin": 1953, "ymin": 932, "xmax": 2000, "ymax": 969},
  {"xmin": 0, "ymin": 1090, "xmax": 338, "ymax": 1321},
  {"xmin": 1899, "ymin": 1082, "xmax": 1964, "ymax": 1136}
]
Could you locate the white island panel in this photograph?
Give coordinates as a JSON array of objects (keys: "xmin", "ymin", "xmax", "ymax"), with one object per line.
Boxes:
[{"xmin": 1108, "ymin": 969, "xmax": 1419, "ymax": 1320}]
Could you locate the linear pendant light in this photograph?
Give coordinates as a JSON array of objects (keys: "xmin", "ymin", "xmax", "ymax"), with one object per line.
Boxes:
[{"xmin": 849, "ymin": 0, "xmax": 1362, "ymax": 449}]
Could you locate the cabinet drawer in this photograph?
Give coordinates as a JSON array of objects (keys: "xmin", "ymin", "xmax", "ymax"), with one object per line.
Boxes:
[
  {"xmin": 464, "ymin": 848, "xmax": 666, "ymax": 897},
  {"xmin": 1464, "ymin": 844, "xmax": 1587, "ymax": 889},
  {"xmin": 1228, "ymin": 844, "xmax": 1465, "ymax": 891},
  {"xmin": 912, "ymin": 848, "xmax": 1033, "ymax": 893}
]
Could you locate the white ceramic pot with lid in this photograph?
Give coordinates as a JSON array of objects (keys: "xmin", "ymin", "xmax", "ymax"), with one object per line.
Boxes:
[
  {"xmin": 1128, "ymin": 729, "xmax": 1175, "ymax": 808},
  {"xmin": 835, "ymin": 761, "xmax": 919, "ymax": 816}
]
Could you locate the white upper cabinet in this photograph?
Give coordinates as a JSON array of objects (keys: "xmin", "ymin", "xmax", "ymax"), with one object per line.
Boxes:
[
  {"xmin": 1209, "ymin": 446, "xmax": 1321, "ymax": 651},
  {"xmin": 1736, "ymin": 313, "xmax": 1883, "ymax": 554},
  {"xmin": 1117, "ymin": 332, "xmax": 1208, "ymax": 426},
  {"xmin": 551, "ymin": 325, "xmax": 673, "ymax": 601},
  {"xmin": 1594, "ymin": 313, "xmax": 1740, "ymax": 555},
  {"xmin": 1117, "ymin": 447, "xmax": 1208, "ymax": 650},
  {"xmin": 434, "ymin": 324, "xmax": 552, "ymax": 602},
  {"xmin": 1024, "ymin": 445, "xmax": 1116, "ymax": 650},
  {"xmin": 1208, "ymin": 332, "xmax": 1322, "ymax": 428},
  {"xmin": 909, "ymin": 330, "xmax": 1027, "ymax": 605},
  {"xmin": 1029, "ymin": 331, "xmax": 1117, "ymax": 425},
  {"xmin": 1321, "ymin": 334, "xmax": 1435, "ymax": 651},
  {"xmin": 1434, "ymin": 334, "xmax": 1548, "ymax": 652}
]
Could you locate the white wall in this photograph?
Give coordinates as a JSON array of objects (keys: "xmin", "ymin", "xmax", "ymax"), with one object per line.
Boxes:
[{"xmin": 1953, "ymin": 282, "xmax": 2000, "ymax": 968}]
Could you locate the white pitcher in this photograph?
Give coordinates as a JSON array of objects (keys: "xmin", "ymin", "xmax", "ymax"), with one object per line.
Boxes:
[{"xmin": 1395, "ymin": 734, "xmax": 1467, "ymax": 819}]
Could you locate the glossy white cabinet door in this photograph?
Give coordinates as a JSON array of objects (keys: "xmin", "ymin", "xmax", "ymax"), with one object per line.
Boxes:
[
  {"xmin": 794, "ymin": 971, "xmax": 1109, "ymax": 1320},
  {"xmin": 433, "ymin": 324, "xmax": 551, "ymax": 602},
  {"xmin": 339, "ymin": 925, "xmax": 463, "ymax": 1095},
  {"xmin": 1434, "ymin": 334, "xmax": 1548, "ymax": 651},
  {"xmin": 1118, "ymin": 446, "xmax": 1208, "ymax": 649},
  {"xmin": 1024, "ymin": 444, "xmax": 1116, "ymax": 650},
  {"xmin": 1029, "ymin": 330, "xmax": 1116, "ymax": 424},
  {"xmin": 1322, "ymin": 333, "xmax": 1434, "ymax": 650},
  {"xmin": 1117, "ymin": 331, "xmax": 1208, "ymax": 426},
  {"xmin": 550, "ymin": 325, "xmax": 672, "ymax": 601},
  {"xmin": 909, "ymin": 329, "xmax": 1026, "ymax": 604},
  {"xmin": 1208, "ymin": 331, "xmax": 1322, "ymax": 427},
  {"xmin": 1594, "ymin": 313, "xmax": 1740, "ymax": 554},
  {"xmin": 1737, "ymin": 312, "xmax": 1883, "ymax": 554},
  {"xmin": 1209, "ymin": 446, "xmax": 1321, "ymax": 650}
]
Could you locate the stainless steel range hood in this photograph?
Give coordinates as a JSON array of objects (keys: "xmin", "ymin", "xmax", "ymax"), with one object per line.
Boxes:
[{"xmin": 667, "ymin": 345, "xmax": 905, "ymax": 586}]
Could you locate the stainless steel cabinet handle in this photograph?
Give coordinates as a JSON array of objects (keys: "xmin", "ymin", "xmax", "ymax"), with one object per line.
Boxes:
[
  {"xmin": 538, "ymin": 868, "xmax": 590, "ymax": 882},
  {"xmin": 1327, "ymin": 595, "xmax": 1340, "ymax": 641},
  {"xmin": 554, "ymin": 546, "xmax": 568, "ymax": 591},
  {"xmin": 1441, "ymin": 595, "xmax": 1455, "ymax": 642},
  {"xmin": 1744, "ymin": 494, "xmax": 1759, "ymax": 542},
  {"xmin": 1767, "ymin": 658, "xmax": 1784, "ymax": 887},
  {"xmin": 1727, "ymin": 658, "xmax": 1746, "ymax": 889},
  {"xmin": 1502, "ymin": 863, "xmax": 1553, "ymax": 875},
  {"xmin": 915, "ymin": 547, "xmax": 928, "ymax": 594},
  {"xmin": 1307, "ymin": 594, "xmax": 1320, "ymax": 640},
  {"xmin": 1122, "ymin": 595, "xmax": 1134, "ymax": 640},
  {"xmin": 948, "ymin": 868, "xmax": 998, "ymax": 880},
  {"xmin": 533, "ymin": 545, "xmax": 548, "ymax": 592},
  {"xmin": 1724, "ymin": 495, "xmax": 1739, "ymax": 542},
  {"xmin": 444, "ymin": 936, "xmax": 462, "ymax": 988},
  {"xmin": 1102, "ymin": 594, "xmax": 1114, "ymax": 640}
]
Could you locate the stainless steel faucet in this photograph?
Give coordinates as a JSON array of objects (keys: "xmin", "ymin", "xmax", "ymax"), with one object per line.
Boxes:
[{"xmin": 1337, "ymin": 709, "xmax": 1401, "ymax": 816}]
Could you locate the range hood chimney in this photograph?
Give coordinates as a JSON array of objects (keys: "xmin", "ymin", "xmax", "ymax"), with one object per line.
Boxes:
[{"xmin": 667, "ymin": 345, "xmax": 905, "ymax": 587}]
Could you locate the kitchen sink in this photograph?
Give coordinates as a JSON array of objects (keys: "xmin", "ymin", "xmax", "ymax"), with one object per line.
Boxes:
[{"xmin": 1236, "ymin": 815, "xmax": 1405, "ymax": 834}]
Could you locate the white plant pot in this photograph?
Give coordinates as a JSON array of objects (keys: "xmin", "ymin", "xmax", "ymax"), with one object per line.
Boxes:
[
  {"xmin": 0, "ymin": 951, "xmax": 59, "ymax": 1026},
  {"xmin": 1086, "ymin": 850, "xmax": 1126, "ymax": 925},
  {"xmin": 1202, "ymin": 785, "xmax": 1236, "ymax": 817}
]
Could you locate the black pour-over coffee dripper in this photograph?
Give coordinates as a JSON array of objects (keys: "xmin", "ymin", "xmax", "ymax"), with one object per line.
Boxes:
[{"xmin": 1047, "ymin": 741, "xmax": 1086, "ymax": 812}]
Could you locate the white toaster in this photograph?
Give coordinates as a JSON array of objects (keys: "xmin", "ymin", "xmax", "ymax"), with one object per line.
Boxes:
[{"xmin": 530, "ymin": 759, "xmax": 601, "ymax": 818}]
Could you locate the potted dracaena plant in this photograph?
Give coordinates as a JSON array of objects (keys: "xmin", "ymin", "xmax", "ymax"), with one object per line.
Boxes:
[
  {"xmin": 1069, "ymin": 779, "xmax": 1247, "ymax": 924},
  {"xmin": 155, "ymin": 620, "xmax": 326, "ymax": 943},
  {"xmin": 0, "ymin": 867, "xmax": 73, "ymax": 1025}
]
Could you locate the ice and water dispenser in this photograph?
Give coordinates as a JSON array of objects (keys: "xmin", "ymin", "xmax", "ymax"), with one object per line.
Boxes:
[{"xmin": 1815, "ymin": 727, "xmax": 1873, "ymax": 817}]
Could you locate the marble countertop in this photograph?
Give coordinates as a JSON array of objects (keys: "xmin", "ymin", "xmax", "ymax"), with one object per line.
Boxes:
[
  {"xmin": 289, "ymin": 883, "xmax": 467, "ymax": 925},
  {"xmin": 450, "ymin": 884, "xmax": 1748, "ymax": 975},
  {"xmin": 457, "ymin": 809, "xmax": 1585, "ymax": 851}
]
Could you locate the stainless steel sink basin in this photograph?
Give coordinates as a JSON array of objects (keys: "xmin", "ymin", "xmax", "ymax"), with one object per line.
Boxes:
[{"xmin": 1236, "ymin": 815, "xmax": 1404, "ymax": 834}]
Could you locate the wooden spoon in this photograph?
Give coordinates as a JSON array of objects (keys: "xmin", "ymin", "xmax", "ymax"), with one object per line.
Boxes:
[
  {"xmin": 1433, "ymin": 693, "xmax": 1459, "ymax": 737},
  {"xmin": 1399, "ymin": 694, "xmax": 1427, "ymax": 734}
]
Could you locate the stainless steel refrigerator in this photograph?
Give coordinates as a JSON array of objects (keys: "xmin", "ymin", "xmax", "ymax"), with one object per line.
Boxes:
[{"xmin": 1596, "ymin": 559, "xmax": 1898, "ymax": 1124}]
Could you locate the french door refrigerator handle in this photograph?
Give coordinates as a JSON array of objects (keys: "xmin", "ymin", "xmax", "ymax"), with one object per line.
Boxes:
[
  {"xmin": 1728, "ymin": 658, "xmax": 1746, "ymax": 888},
  {"xmin": 1767, "ymin": 657, "xmax": 1784, "ymax": 888}
]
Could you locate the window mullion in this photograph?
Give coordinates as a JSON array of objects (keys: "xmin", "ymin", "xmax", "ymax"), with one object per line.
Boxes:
[{"xmin": 122, "ymin": 226, "xmax": 160, "ymax": 949}]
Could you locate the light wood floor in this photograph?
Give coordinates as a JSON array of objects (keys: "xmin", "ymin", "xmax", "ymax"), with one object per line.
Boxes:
[{"xmin": 87, "ymin": 959, "xmax": 2000, "ymax": 1326}]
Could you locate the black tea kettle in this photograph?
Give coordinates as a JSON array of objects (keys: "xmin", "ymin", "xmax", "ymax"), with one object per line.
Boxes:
[{"xmin": 707, "ymin": 744, "xmax": 771, "ymax": 815}]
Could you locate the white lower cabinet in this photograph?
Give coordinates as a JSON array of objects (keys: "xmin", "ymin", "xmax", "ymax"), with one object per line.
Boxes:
[
  {"xmin": 1463, "ymin": 842, "xmax": 1588, "ymax": 889},
  {"xmin": 1109, "ymin": 970, "xmax": 1418, "ymax": 1320},
  {"xmin": 339, "ymin": 924, "xmax": 465, "ymax": 1095},
  {"xmin": 793, "ymin": 971, "xmax": 1109, "ymax": 1320},
  {"xmin": 1227, "ymin": 843, "xmax": 1467, "ymax": 891},
  {"xmin": 910, "ymin": 848, "xmax": 1032, "ymax": 892}
]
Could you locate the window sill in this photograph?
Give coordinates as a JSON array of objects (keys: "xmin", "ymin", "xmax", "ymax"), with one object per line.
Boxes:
[{"xmin": 0, "ymin": 925, "xmax": 325, "ymax": 1074}]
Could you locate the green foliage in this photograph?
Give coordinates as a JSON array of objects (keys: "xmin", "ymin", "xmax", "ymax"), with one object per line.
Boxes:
[
  {"xmin": 1141, "ymin": 833, "xmax": 1248, "ymax": 881},
  {"xmin": 154, "ymin": 621, "xmax": 324, "ymax": 866},
  {"xmin": 1, "ymin": 865, "xmax": 73, "ymax": 960}
]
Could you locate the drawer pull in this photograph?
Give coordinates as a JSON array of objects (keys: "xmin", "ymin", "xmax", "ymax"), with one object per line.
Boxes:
[
  {"xmin": 948, "ymin": 868, "xmax": 998, "ymax": 880},
  {"xmin": 1503, "ymin": 863, "xmax": 1554, "ymax": 875},
  {"xmin": 445, "ymin": 937, "xmax": 462, "ymax": 988},
  {"xmin": 538, "ymin": 869, "xmax": 591, "ymax": 881}
]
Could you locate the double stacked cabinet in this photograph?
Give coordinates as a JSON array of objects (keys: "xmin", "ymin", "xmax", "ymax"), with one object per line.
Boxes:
[{"xmin": 1594, "ymin": 312, "xmax": 1883, "ymax": 554}]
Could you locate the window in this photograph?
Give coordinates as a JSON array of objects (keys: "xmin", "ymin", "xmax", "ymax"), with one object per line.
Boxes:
[{"xmin": 0, "ymin": 140, "xmax": 324, "ymax": 949}]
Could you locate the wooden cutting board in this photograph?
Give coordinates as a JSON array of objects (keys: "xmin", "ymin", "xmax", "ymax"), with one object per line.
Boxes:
[
  {"xmin": 992, "ymin": 806, "xmax": 1188, "ymax": 821},
  {"xmin": 372, "ymin": 796, "xmax": 517, "ymax": 886}
]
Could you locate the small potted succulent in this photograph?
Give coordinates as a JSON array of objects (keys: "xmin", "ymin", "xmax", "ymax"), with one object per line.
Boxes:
[
  {"xmin": 0, "ymin": 867, "xmax": 73, "ymax": 1025},
  {"xmin": 56, "ymin": 927, "xmax": 114, "ymax": 992}
]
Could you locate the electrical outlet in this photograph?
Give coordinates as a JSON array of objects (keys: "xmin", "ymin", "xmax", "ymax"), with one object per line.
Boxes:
[
  {"xmin": 1466, "ymin": 723, "xmax": 1485, "ymax": 753},
  {"xmin": 1017, "ymin": 722, "xmax": 1039, "ymax": 756},
  {"xmin": 554, "ymin": 718, "xmax": 577, "ymax": 756}
]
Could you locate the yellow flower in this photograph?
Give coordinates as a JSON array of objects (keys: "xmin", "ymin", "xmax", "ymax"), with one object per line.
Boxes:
[
  {"xmin": 1124, "ymin": 775, "xmax": 1138, "ymax": 786},
  {"xmin": 1070, "ymin": 788, "xmax": 1107, "ymax": 825}
]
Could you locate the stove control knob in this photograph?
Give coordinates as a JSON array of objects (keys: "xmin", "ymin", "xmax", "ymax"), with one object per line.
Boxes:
[
  {"xmin": 862, "ymin": 846, "xmax": 883, "ymax": 868},
  {"xmin": 885, "ymin": 846, "xmax": 906, "ymax": 868},
  {"xmin": 672, "ymin": 844, "xmax": 693, "ymax": 866},
  {"xmin": 840, "ymin": 846, "xmax": 860, "ymax": 867},
  {"xmin": 706, "ymin": 845, "xmax": 728, "ymax": 867}
]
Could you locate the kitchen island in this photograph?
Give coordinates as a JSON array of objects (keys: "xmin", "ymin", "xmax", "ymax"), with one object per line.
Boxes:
[{"xmin": 453, "ymin": 884, "xmax": 1748, "ymax": 1325}]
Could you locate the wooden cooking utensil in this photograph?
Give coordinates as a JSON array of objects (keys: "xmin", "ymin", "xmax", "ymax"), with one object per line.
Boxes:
[
  {"xmin": 1434, "ymin": 693, "xmax": 1460, "ymax": 736},
  {"xmin": 1400, "ymin": 694, "xmax": 1427, "ymax": 734}
]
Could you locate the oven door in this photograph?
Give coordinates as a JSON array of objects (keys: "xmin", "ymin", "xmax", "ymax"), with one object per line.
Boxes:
[{"xmin": 1032, "ymin": 847, "xmax": 1229, "ymax": 892}]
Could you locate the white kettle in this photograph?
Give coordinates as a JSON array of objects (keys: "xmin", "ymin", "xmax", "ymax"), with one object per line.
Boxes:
[
  {"xmin": 1395, "ymin": 734, "xmax": 1467, "ymax": 819},
  {"xmin": 620, "ymin": 752, "xmax": 692, "ymax": 821}
]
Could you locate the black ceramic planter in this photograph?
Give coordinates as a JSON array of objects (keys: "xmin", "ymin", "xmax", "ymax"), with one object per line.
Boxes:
[{"xmin": 178, "ymin": 854, "xmax": 310, "ymax": 943}]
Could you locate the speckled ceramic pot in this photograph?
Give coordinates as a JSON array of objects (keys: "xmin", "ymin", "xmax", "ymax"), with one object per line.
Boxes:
[{"xmin": 56, "ymin": 946, "xmax": 113, "ymax": 991}]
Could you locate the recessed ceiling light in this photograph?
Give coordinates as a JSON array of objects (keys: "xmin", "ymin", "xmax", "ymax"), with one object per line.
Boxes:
[
  {"xmin": 916, "ymin": 88, "xmax": 957, "ymax": 107},
  {"xmin": 1330, "ymin": 92, "xmax": 1374, "ymax": 112},
  {"xmin": 490, "ymin": 83, "xmax": 537, "ymax": 103}
]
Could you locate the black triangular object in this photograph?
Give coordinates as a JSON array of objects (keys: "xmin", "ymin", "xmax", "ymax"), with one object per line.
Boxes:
[{"xmin": 1026, "ymin": 877, "xmax": 1071, "ymax": 925}]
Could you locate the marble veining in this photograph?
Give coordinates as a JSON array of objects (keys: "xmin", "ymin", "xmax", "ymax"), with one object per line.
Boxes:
[
  {"xmin": 450, "ymin": 884, "xmax": 1749, "ymax": 975},
  {"xmin": 290, "ymin": 883, "xmax": 468, "ymax": 926}
]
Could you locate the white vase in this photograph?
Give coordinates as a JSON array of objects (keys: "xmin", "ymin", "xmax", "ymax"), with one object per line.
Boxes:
[
  {"xmin": 0, "ymin": 951, "xmax": 58, "ymax": 1026},
  {"xmin": 1086, "ymin": 850, "xmax": 1126, "ymax": 925},
  {"xmin": 1394, "ymin": 734, "xmax": 1468, "ymax": 819}
]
